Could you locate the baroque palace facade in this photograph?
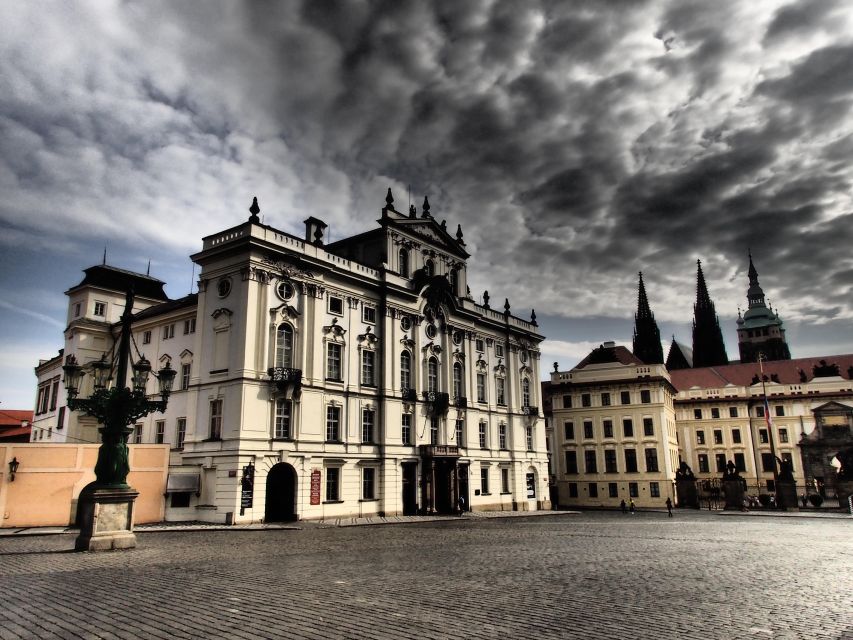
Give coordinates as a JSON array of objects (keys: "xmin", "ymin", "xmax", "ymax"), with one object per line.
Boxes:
[
  {"xmin": 33, "ymin": 192, "xmax": 550, "ymax": 522},
  {"xmin": 545, "ymin": 258, "xmax": 853, "ymax": 508}
]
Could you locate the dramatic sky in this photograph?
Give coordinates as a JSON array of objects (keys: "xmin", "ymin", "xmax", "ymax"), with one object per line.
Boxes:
[{"xmin": 3, "ymin": 0, "xmax": 853, "ymax": 408}]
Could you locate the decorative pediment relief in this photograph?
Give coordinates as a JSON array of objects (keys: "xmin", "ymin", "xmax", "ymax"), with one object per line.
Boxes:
[
  {"xmin": 323, "ymin": 317, "xmax": 347, "ymax": 340},
  {"xmin": 358, "ymin": 326, "xmax": 379, "ymax": 346},
  {"xmin": 494, "ymin": 361, "xmax": 506, "ymax": 375},
  {"xmin": 261, "ymin": 256, "xmax": 314, "ymax": 279},
  {"xmin": 211, "ymin": 308, "xmax": 232, "ymax": 331},
  {"xmin": 422, "ymin": 342, "xmax": 442, "ymax": 357},
  {"xmin": 476, "ymin": 357, "xmax": 488, "ymax": 372},
  {"xmin": 271, "ymin": 303, "xmax": 300, "ymax": 321},
  {"xmin": 242, "ymin": 266, "xmax": 272, "ymax": 283},
  {"xmin": 519, "ymin": 364, "xmax": 533, "ymax": 376},
  {"xmin": 180, "ymin": 349, "xmax": 193, "ymax": 361},
  {"xmin": 453, "ymin": 350, "xmax": 466, "ymax": 362},
  {"xmin": 400, "ymin": 337, "xmax": 415, "ymax": 350},
  {"xmin": 159, "ymin": 353, "xmax": 172, "ymax": 365}
]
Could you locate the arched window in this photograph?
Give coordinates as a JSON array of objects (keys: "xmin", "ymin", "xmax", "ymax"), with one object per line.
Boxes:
[
  {"xmin": 522, "ymin": 378, "xmax": 531, "ymax": 408},
  {"xmin": 276, "ymin": 324, "xmax": 294, "ymax": 368},
  {"xmin": 453, "ymin": 362, "xmax": 464, "ymax": 399},
  {"xmin": 428, "ymin": 357, "xmax": 439, "ymax": 393},
  {"xmin": 401, "ymin": 351, "xmax": 411, "ymax": 390},
  {"xmin": 399, "ymin": 248, "xmax": 409, "ymax": 278},
  {"xmin": 425, "ymin": 259, "xmax": 434, "ymax": 277}
]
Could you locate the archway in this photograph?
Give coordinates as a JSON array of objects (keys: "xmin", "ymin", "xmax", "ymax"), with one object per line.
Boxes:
[{"xmin": 265, "ymin": 463, "xmax": 297, "ymax": 522}]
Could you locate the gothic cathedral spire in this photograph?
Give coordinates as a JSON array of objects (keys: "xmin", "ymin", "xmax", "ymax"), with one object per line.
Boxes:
[
  {"xmin": 692, "ymin": 260, "xmax": 729, "ymax": 368},
  {"xmin": 632, "ymin": 272, "xmax": 664, "ymax": 364}
]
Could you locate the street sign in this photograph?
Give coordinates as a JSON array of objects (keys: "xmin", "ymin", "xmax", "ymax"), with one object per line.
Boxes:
[
  {"xmin": 310, "ymin": 468, "xmax": 322, "ymax": 505},
  {"xmin": 240, "ymin": 463, "xmax": 255, "ymax": 515}
]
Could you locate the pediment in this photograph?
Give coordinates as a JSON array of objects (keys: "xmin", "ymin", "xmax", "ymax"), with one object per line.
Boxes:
[{"xmin": 389, "ymin": 219, "xmax": 469, "ymax": 259}]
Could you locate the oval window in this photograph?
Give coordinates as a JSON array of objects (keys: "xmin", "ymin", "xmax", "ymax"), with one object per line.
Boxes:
[
  {"xmin": 277, "ymin": 280, "xmax": 295, "ymax": 300},
  {"xmin": 426, "ymin": 324, "xmax": 437, "ymax": 339},
  {"xmin": 217, "ymin": 278, "xmax": 231, "ymax": 298},
  {"xmin": 400, "ymin": 316, "xmax": 412, "ymax": 331}
]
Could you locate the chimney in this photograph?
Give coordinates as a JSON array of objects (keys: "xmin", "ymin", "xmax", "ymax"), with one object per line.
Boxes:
[
  {"xmin": 603, "ymin": 341, "xmax": 616, "ymax": 348},
  {"xmin": 303, "ymin": 217, "xmax": 328, "ymax": 246}
]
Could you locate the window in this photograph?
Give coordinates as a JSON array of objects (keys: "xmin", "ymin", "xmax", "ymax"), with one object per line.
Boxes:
[
  {"xmin": 729, "ymin": 406, "xmax": 738, "ymax": 418},
  {"xmin": 430, "ymin": 417, "xmax": 439, "ymax": 445},
  {"xmin": 565, "ymin": 451, "xmax": 578, "ymax": 474},
  {"xmin": 476, "ymin": 374, "xmax": 486, "ymax": 403},
  {"xmin": 400, "ymin": 351, "xmax": 412, "ymax": 391},
  {"xmin": 155, "ymin": 420, "xmax": 165, "ymax": 444},
  {"xmin": 732, "ymin": 428, "xmax": 742, "ymax": 444},
  {"xmin": 50, "ymin": 379, "xmax": 59, "ymax": 411},
  {"xmin": 57, "ymin": 406, "xmax": 65, "ymax": 430},
  {"xmin": 400, "ymin": 316, "xmax": 411, "ymax": 331},
  {"xmin": 480, "ymin": 466, "xmax": 490, "ymax": 494},
  {"xmin": 568, "ymin": 483, "xmax": 578, "ymax": 498},
  {"xmin": 325, "ymin": 467, "xmax": 340, "ymax": 502},
  {"xmin": 425, "ymin": 259, "xmax": 435, "ymax": 278},
  {"xmin": 217, "ymin": 279, "xmax": 231, "ymax": 298},
  {"xmin": 171, "ymin": 492, "xmax": 191, "ymax": 508},
  {"xmin": 607, "ymin": 483, "xmax": 617, "ymax": 498},
  {"xmin": 645, "ymin": 448, "xmax": 659, "ymax": 472},
  {"xmin": 209, "ymin": 400, "xmax": 222, "ymax": 440},
  {"xmin": 713, "ymin": 429, "xmax": 723, "ymax": 445},
  {"xmin": 629, "ymin": 482, "xmax": 639, "ymax": 498},
  {"xmin": 563, "ymin": 395, "xmax": 572, "ymax": 409},
  {"xmin": 711, "ymin": 407, "xmax": 720, "ymax": 419},
  {"xmin": 399, "ymin": 248, "xmax": 409, "ymax": 277},
  {"xmin": 756, "ymin": 405, "xmax": 765, "ymax": 418},
  {"xmin": 589, "ymin": 483, "xmax": 599, "ymax": 498},
  {"xmin": 475, "ymin": 338, "xmax": 485, "ymax": 352},
  {"xmin": 276, "ymin": 324, "xmax": 294, "ymax": 368},
  {"xmin": 162, "ymin": 324, "xmax": 175, "ymax": 340},
  {"xmin": 274, "ymin": 399, "xmax": 292, "ymax": 439},
  {"xmin": 620, "ymin": 391, "xmax": 630, "ymax": 405},
  {"xmin": 94, "ymin": 301, "xmax": 106, "ymax": 317},
  {"xmin": 449, "ymin": 269, "xmax": 459, "ymax": 295},
  {"xmin": 601, "ymin": 392, "xmax": 611, "ymax": 406},
  {"xmin": 496, "ymin": 377, "xmax": 505, "ymax": 405},
  {"xmin": 176, "ymin": 418, "xmax": 186, "ymax": 449},
  {"xmin": 526, "ymin": 425, "xmax": 534, "ymax": 451},
  {"xmin": 643, "ymin": 418, "xmax": 654, "ymax": 437},
  {"xmin": 328, "ymin": 296, "xmax": 344, "ymax": 315},
  {"xmin": 698, "ymin": 454, "xmax": 709, "ymax": 473},
  {"xmin": 362, "ymin": 409, "xmax": 375, "ymax": 443},
  {"xmin": 499, "ymin": 423, "xmax": 508, "ymax": 450},
  {"xmin": 501, "ymin": 468, "xmax": 510, "ymax": 494},
  {"xmin": 425, "ymin": 358, "xmax": 438, "ymax": 393},
  {"xmin": 326, "ymin": 343, "xmax": 342, "ymax": 380},
  {"xmin": 361, "ymin": 350, "xmax": 375, "ymax": 386},
  {"xmin": 603, "ymin": 420, "xmax": 613, "ymax": 439},
  {"xmin": 74, "ymin": 302, "xmax": 81, "ymax": 317},
  {"xmin": 605, "ymin": 450, "xmax": 618, "ymax": 473},
  {"xmin": 184, "ymin": 318, "xmax": 196, "ymax": 335},
  {"xmin": 142, "ymin": 330, "xmax": 151, "ymax": 345},
  {"xmin": 326, "ymin": 406, "xmax": 341, "ymax": 442},
  {"xmin": 650, "ymin": 482, "xmax": 660, "ymax": 498},
  {"xmin": 584, "ymin": 450, "xmax": 597, "ymax": 473},
  {"xmin": 36, "ymin": 384, "xmax": 50, "ymax": 415},
  {"xmin": 564, "ymin": 422, "xmax": 574, "ymax": 440},
  {"xmin": 360, "ymin": 467, "xmax": 376, "ymax": 500},
  {"xmin": 715, "ymin": 453, "xmax": 727, "ymax": 473},
  {"xmin": 761, "ymin": 452, "xmax": 775, "ymax": 472},
  {"xmin": 759, "ymin": 428, "xmax": 769, "ymax": 444},
  {"xmin": 775, "ymin": 405, "xmax": 784, "ymax": 417},
  {"xmin": 581, "ymin": 393, "xmax": 591, "ymax": 407},
  {"xmin": 522, "ymin": 378, "xmax": 531, "ymax": 407},
  {"xmin": 479, "ymin": 421, "xmax": 487, "ymax": 448},
  {"xmin": 495, "ymin": 342, "xmax": 504, "ymax": 358},
  {"xmin": 781, "ymin": 452, "xmax": 794, "ymax": 472},
  {"xmin": 402, "ymin": 414, "xmax": 412, "ymax": 445},
  {"xmin": 276, "ymin": 281, "xmax": 295, "ymax": 300},
  {"xmin": 181, "ymin": 363, "xmax": 191, "ymax": 391},
  {"xmin": 624, "ymin": 449, "xmax": 637, "ymax": 473},
  {"xmin": 426, "ymin": 324, "xmax": 437, "ymax": 340},
  {"xmin": 583, "ymin": 421, "xmax": 593, "ymax": 439},
  {"xmin": 734, "ymin": 453, "xmax": 746, "ymax": 472},
  {"xmin": 696, "ymin": 430, "xmax": 705, "ymax": 445},
  {"xmin": 779, "ymin": 428, "xmax": 789, "ymax": 443},
  {"xmin": 455, "ymin": 419, "xmax": 464, "ymax": 446},
  {"xmin": 362, "ymin": 305, "xmax": 376, "ymax": 324},
  {"xmin": 453, "ymin": 363, "xmax": 464, "ymax": 399},
  {"xmin": 134, "ymin": 424, "xmax": 143, "ymax": 444},
  {"xmin": 694, "ymin": 408, "xmax": 702, "ymax": 420},
  {"xmin": 640, "ymin": 390, "xmax": 651, "ymax": 404},
  {"xmin": 623, "ymin": 419, "xmax": 634, "ymax": 438}
]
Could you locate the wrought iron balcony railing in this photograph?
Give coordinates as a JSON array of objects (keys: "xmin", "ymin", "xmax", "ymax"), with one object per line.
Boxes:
[
  {"xmin": 401, "ymin": 388, "xmax": 418, "ymax": 402},
  {"xmin": 453, "ymin": 395, "xmax": 468, "ymax": 409},
  {"xmin": 268, "ymin": 367, "xmax": 303, "ymax": 394},
  {"xmin": 422, "ymin": 391, "xmax": 450, "ymax": 416},
  {"xmin": 522, "ymin": 405, "xmax": 539, "ymax": 416}
]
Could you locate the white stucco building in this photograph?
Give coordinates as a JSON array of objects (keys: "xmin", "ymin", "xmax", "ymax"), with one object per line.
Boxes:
[{"xmin": 35, "ymin": 192, "xmax": 551, "ymax": 523}]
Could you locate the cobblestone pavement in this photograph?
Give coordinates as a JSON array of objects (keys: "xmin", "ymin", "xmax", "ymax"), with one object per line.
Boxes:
[{"xmin": 0, "ymin": 511, "xmax": 850, "ymax": 640}]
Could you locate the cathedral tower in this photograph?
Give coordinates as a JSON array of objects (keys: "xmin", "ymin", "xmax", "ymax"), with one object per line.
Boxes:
[
  {"xmin": 692, "ymin": 260, "xmax": 729, "ymax": 368},
  {"xmin": 632, "ymin": 272, "xmax": 664, "ymax": 364},
  {"xmin": 736, "ymin": 252, "xmax": 790, "ymax": 363}
]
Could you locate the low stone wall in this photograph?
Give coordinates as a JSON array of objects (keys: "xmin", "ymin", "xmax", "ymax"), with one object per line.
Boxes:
[{"xmin": 0, "ymin": 443, "xmax": 169, "ymax": 528}]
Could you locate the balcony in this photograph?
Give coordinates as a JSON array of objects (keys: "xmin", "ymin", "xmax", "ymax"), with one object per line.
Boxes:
[
  {"xmin": 522, "ymin": 405, "xmax": 539, "ymax": 417},
  {"xmin": 422, "ymin": 391, "xmax": 450, "ymax": 416},
  {"xmin": 401, "ymin": 388, "xmax": 418, "ymax": 402},
  {"xmin": 268, "ymin": 367, "xmax": 302, "ymax": 396},
  {"xmin": 419, "ymin": 444, "xmax": 460, "ymax": 458},
  {"xmin": 453, "ymin": 395, "xmax": 468, "ymax": 409}
]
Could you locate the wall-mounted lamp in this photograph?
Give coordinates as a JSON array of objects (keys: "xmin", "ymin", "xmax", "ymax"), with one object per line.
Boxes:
[{"xmin": 9, "ymin": 457, "xmax": 20, "ymax": 482}]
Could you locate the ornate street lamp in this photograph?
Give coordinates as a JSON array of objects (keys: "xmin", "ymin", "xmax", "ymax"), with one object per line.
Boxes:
[{"xmin": 62, "ymin": 289, "xmax": 176, "ymax": 550}]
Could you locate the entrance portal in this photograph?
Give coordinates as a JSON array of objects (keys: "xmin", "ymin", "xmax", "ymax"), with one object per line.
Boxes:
[
  {"xmin": 265, "ymin": 463, "xmax": 297, "ymax": 522},
  {"xmin": 402, "ymin": 462, "xmax": 418, "ymax": 515}
]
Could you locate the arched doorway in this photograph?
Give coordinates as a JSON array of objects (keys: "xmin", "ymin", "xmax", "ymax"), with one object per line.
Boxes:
[{"xmin": 265, "ymin": 463, "xmax": 297, "ymax": 522}]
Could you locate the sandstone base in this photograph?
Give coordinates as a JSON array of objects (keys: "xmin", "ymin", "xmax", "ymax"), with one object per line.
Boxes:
[{"xmin": 75, "ymin": 485, "xmax": 139, "ymax": 552}]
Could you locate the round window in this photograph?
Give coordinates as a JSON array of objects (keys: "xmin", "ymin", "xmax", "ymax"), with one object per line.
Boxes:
[
  {"xmin": 425, "ymin": 324, "xmax": 437, "ymax": 339},
  {"xmin": 277, "ymin": 280, "xmax": 295, "ymax": 301},
  {"xmin": 453, "ymin": 331, "xmax": 463, "ymax": 345},
  {"xmin": 400, "ymin": 316, "xmax": 412, "ymax": 331},
  {"xmin": 217, "ymin": 278, "xmax": 231, "ymax": 298}
]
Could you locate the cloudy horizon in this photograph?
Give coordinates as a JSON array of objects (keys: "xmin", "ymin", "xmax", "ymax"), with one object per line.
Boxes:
[{"xmin": 3, "ymin": 0, "xmax": 853, "ymax": 408}]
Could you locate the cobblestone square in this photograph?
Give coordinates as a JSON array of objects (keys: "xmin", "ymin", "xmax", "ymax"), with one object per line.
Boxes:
[{"xmin": 0, "ymin": 512, "xmax": 850, "ymax": 639}]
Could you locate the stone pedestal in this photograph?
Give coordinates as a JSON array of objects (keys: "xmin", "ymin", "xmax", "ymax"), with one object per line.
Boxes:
[
  {"xmin": 676, "ymin": 479, "xmax": 699, "ymax": 509},
  {"xmin": 75, "ymin": 485, "xmax": 139, "ymax": 552},
  {"xmin": 723, "ymin": 479, "xmax": 745, "ymax": 510},
  {"xmin": 836, "ymin": 480, "xmax": 853, "ymax": 514},
  {"xmin": 775, "ymin": 480, "xmax": 799, "ymax": 511}
]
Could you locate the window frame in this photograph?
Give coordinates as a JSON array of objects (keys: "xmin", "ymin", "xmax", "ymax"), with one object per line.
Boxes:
[
  {"xmin": 328, "ymin": 295, "xmax": 344, "ymax": 316},
  {"xmin": 326, "ymin": 405, "xmax": 341, "ymax": 442},
  {"xmin": 326, "ymin": 342, "xmax": 343, "ymax": 381},
  {"xmin": 209, "ymin": 399, "xmax": 223, "ymax": 440},
  {"xmin": 275, "ymin": 399, "xmax": 292, "ymax": 440}
]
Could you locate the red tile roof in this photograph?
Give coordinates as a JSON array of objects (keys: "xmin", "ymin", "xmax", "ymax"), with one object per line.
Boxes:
[
  {"xmin": 669, "ymin": 355, "xmax": 853, "ymax": 391},
  {"xmin": 0, "ymin": 410, "xmax": 33, "ymax": 426},
  {"xmin": 575, "ymin": 345, "xmax": 645, "ymax": 369}
]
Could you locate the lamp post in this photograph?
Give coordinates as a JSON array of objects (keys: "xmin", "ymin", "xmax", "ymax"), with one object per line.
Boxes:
[{"xmin": 62, "ymin": 289, "xmax": 176, "ymax": 550}]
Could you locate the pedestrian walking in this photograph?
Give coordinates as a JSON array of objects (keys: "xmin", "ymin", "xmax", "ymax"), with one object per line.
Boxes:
[
  {"xmin": 620, "ymin": 499, "xmax": 627, "ymax": 514},
  {"xmin": 665, "ymin": 497, "xmax": 673, "ymax": 517},
  {"xmin": 629, "ymin": 499, "xmax": 635, "ymax": 514}
]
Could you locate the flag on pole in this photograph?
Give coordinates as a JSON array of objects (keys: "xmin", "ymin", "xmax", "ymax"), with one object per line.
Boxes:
[{"xmin": 763, "ymin": 395, "xmax": 773, "ymax": 430}]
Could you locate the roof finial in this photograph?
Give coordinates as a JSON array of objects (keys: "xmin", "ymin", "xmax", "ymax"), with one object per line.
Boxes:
[
  {"xmin": 386, "ymin": 188, "xmax": 394, "ymax": 208},
  {"xmin": 249, "ymin": 196, "xmax": 260, "ymax": 224},
  {"xmin": 483, "ymin": 290, "xmax": 490, "ymax": 309},
  {"xmin": 102, "ymin": 246, "xmax": 107, "ymax": 265},
  {"xmin": 146, "ymin": 259, "xmax": 151, "ymax": 276},
  {"xmin": 531, "ymin": 309, "xmax": 537, "ymax": 325},
  {"xmin": 440, "ymin": 219, "xmax": 447, "ymax": 231},
  {"xmin": 504, "ymin": 298, "xmax": 511, "ymax": 314},
  {"xmin": 421, "ymin": 196, "xmax": 430, "ymax": 218},
  {"xmin": 409, "ymin": 204, "xmax": 417, "ymax": 218},
  {"xmin": 456, "ymin": 224, "xmax": 465, "ymax": 246}
]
